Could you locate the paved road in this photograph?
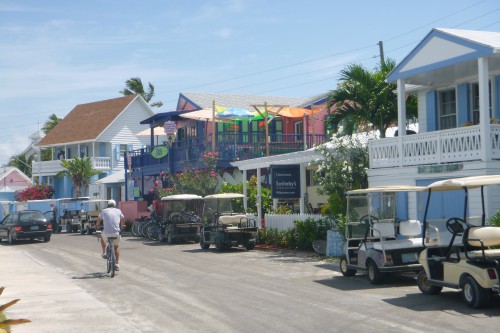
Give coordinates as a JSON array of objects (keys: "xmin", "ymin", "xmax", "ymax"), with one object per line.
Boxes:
[{"xmin": 2, "ymin": 233, "xmax": 500, "ymax": 333}]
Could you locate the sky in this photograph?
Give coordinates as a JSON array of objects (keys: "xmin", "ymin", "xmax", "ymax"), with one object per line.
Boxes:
[{"xmin": 1, "ymin": 0, "xmax": 499, "ymax": 167}]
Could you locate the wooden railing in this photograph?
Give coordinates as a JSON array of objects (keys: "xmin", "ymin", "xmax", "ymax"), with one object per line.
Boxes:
[{"xmin": 32, "ymin": 157, "xmax": 111, "ymax": 176}]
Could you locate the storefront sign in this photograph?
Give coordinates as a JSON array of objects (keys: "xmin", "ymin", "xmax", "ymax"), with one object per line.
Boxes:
[
  {"xmin": 417, "ymin": 163, "xmax": 463, "ymax": 174},
  {"xmin": 151, "ymin": 146, "xmax": 168, "ymax": 159},
  {"xmin": 271, "ymin": 164, "xmax": 300, "ymax": 199},
  {"xmin": 163, "ymin": 121, "xmax": 177, "ymax": 135}
]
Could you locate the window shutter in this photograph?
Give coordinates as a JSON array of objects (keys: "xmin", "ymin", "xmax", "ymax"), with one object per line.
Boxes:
[
  {"xmin": 457, "ymin": 83, "xmax": 470, "ymax": 126},
  {"xmin": 495, "ymin": 75, "xmax": 500, "ymax": 120},
  {"xmin": 426, "ymin": 91, "xmax": 438, "ymax": 131},
  {"xmin": 114, "ymin": 145, "xmax": 120, "ymax": 161}
]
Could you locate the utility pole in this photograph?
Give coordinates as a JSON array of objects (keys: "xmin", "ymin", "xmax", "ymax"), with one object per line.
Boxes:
[{"xmin": 378, "ymin": 41, "xmax": 385, "ymax": 66}]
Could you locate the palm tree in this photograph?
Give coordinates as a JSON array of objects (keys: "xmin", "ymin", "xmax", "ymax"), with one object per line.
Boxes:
[
  {"xmin": 326, "ymin": 59, "xmax": 417, "ymax": 138},
  {"xmin": 8, "ymin": 154, "xmax": 33, "ymax": 178},
  {"xmin": 42, "ymin": 114, "xmax": 62, "ymax": 134},
  {"xmin": 56, "ymin": 157, "xmax": 101, "ymax": 197},
  {"xmin": 119, "ymin": 77, "xmax": 163, "ymax": 108}
]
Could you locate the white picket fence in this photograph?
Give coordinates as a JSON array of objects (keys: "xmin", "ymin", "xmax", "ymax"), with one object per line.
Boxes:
[{"xmin": 264, "ymin": 214, "xmax": 324, "ymax": 231}]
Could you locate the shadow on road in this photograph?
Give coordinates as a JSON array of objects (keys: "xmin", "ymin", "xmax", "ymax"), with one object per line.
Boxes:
[
  {"xmin": 72, "ymin": 272, "xmax": 110, "ymax": 279},
  {"xmin": 315, "ymin": 273, "xmax": 417, "ymax": 291}
]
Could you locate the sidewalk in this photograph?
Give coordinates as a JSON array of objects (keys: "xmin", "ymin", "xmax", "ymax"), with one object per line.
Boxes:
[{"xmin": 1, "ymin": 246, "xmax": 135, "ymax": 333}]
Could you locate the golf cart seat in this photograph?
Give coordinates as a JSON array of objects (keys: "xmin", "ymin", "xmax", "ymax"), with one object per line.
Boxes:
[
  {"xmin": 218, "ymin": 214, "xmax": 247, "ymax": 228},
  {"xmin": 463, "ymin": 226, "xmax": 500, "ymax": 259},
  {"xmin": 373, "ymin": 220, "xmax": 424, "ymax": 251}
]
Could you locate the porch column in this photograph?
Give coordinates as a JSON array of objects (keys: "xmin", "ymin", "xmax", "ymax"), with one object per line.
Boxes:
[
  {"xmin": 256, "ymin": 168, "xmax": 262, "ymax": 225},
  {"xmin": 478, "ymin": 57, "xmax": 491, "ymax": 162},
  {"xmin": 242, "ymin": 169, "xmax": 248, "ymax": 212},
  {"xmin": 397, "ymin": 79, "xmax": 406, "ymax": 167},
  {"xmin": 299, "ymin": 163, "xmax": 306, "ymax": 214}
]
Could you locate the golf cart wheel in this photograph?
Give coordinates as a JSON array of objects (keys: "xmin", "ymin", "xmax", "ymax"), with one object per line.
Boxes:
[
  {"xmin": 80, "ymin": 227, "xmax": 86, "ymax": 235},
  {"xmin": 200, "ymin": 240, "xmax": 210, "ymax": 250},
  {"xmin": 417, "ymin": 270, "xmax": 442, "ymax": 295},
  {"xmin": 340, "ymin": 257, "xmax": 356, "ymax": 277},
  {"xmin": 366, "ymin": 260, "xmax": 384, "ymax": 284},
  {"xmin": 167, "ymin": 232, "xmax": 173, "ymax": 244},
  {"xmin": 462, "ymin": 276, "xmax": 490, "ymax": 308},
  {"xmin": 215, "ymin": 238, "xmax": 224, "ymax": 252},
  {"xmin": 244, "ymin": 241, "xmax": 255, "ymax": 251}
]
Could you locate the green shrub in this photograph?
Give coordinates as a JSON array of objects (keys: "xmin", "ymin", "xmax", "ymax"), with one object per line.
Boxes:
[{"xmin": 490, "ymin": 210, "xmax": 500, "ymax": 227}]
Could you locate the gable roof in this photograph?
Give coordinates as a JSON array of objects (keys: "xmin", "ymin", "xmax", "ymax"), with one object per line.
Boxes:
[
  {"xmin": 387, "ymin": 28, "xmax": 500, "ymax": 84},
  {"xmin": 178, "ymin": 92, "xmax": 309, "ymax": 111},
  {"xmin": 38, "ymin": 95, "xmax": 138, "ymax": 146}
]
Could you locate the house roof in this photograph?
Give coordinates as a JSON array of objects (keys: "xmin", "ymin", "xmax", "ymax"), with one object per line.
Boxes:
[
  {"xmin": 95, "ymin": 170, "xmax": 125, "ymax": 184},
  {"xmin": 0, "ymin": 166, "xmax": 31, "ymax": 183},
  {"xmin": 178, "ymin": 92, "xmax": 309, "ymax": 111},
  {"xmin": 37, "ymin": 95, "xmax": 137, "ymax": 146},
  {"xmin": 387, "ymin": 28, "xmax": 500, "ymax": 85}
]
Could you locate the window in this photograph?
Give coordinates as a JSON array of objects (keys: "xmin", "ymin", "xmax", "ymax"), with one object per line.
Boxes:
[
  {"xmin": 119, "ymin": 144, "xmax": 127, "ymax": 161},
  {"xmin": 294, "ymin": 121, "xmax": 303, "ymax": 142},
  {"xmin": 471, "ymin": 82, "xmax": 492, "ymax": 124},
  {"xmin": 439, "ymin": 89, "xmax": 456, "ymax": 130}
]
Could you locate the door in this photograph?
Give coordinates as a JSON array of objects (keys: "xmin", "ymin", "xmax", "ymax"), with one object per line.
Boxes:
[{"xmin": 417, "ymin": 179, "xmax": 465, "ymax": 220}]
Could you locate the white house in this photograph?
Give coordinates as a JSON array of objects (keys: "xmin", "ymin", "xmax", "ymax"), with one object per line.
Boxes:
[
  {"xmin": 34, "ymin": 95, "xmax": 155, "ymax": 201},
  {"xmin": 368, "ymin": 28, "xmax": 500, "ymax": 221}
]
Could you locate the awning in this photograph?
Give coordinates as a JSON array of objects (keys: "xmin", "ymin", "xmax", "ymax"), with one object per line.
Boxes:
[
  {"xmin": 179, "ymin": 109, "xmax": 231, "ymax": 122},
  {"xmin": 95, "ymin": 171, "xmax": 125, "ymax": 184}
]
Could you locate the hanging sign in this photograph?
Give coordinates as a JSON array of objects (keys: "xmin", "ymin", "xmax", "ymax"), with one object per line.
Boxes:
[
  {"xmin": 163, "ymin": 121, "xmax": 177, "ymax": 135},
  {"xmin": 271, "ymin": 164, "xmax": 300, "ymax": 199},
  {"xmin": 151, "ymin": 146, "xmax": 168, "ymax": 159}
]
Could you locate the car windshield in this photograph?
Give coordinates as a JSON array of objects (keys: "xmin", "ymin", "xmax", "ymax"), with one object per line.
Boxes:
[{"xmin": 20, "ymin": 211, "xmax": 46, "ymax": 222}]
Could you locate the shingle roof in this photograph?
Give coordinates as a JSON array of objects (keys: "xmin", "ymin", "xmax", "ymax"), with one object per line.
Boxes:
[
  {"xmin": 37, "ymin": 95, "xmax": 137, "ymax": 146},
  {"xmin": 179, "ymin": 92, "xmax": 309, "ymax": 111}
]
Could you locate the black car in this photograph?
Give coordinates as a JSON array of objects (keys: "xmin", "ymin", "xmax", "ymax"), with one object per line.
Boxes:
[{"xmin": 0, "ymin": 210, "xmax": 52, "ymax": 244}]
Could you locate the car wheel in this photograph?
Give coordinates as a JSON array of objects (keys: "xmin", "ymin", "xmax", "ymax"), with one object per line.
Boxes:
[
  {"xmin": 215, "ymin": 238, "xmax": 224, "ymax": 252},
  {"xmin": 416, "ymin": 270, "xmax": 442, "ymax": 295},
  {"xmin": 43, "ymin": 235, "xmax": 51, "ymax": 243},
  {"xmin": 462, "ymin": 276, "xmax": 490, "ymax": 308},
  {"xmin": 340, "ymin": 257, "xmax": 357, "ymax": 277},
  {"xmin": 7, "ymin": 231, "xmax": 15, "ymax": 245},
  {"xmin": 367, "ymin": 260, "xmax": 384, "ymax": 284}
]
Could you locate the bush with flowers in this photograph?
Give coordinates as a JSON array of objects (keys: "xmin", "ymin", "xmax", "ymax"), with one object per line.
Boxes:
[
  {"xmin": 15, "ymin": 183, "xmax": 54, "ymax": 201},
  {"xmin": 152, "ymin": 151, "xmax": 219, "ymax": 198}
]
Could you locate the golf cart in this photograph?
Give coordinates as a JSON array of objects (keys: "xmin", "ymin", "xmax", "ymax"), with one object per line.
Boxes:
[
  {"xmin": 80, "ymin": 199, "xmax": 110, "ymax": 235},
  {"xmin": 59, "ymin": 197, "xmax": 89, "ymax": 233},
  {"xmin": 340, "ymin": 186, "xmax": 426, "ymax": 284},
  {"xmin": 159, "ymin": 194, "xmax": 203, "ymax": 244},
  {"xmin": 416, "ymin": 175, "xmax": 500, "ymax": 308},
  {"xmin": 200, "ymin": 193, "xmax": 257, "ymax": 252}
]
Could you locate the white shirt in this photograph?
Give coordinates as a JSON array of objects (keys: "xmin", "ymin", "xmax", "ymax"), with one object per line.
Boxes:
[{"xmin": 98, "ymin": 207, "xmax": 124, "ymax": 236}]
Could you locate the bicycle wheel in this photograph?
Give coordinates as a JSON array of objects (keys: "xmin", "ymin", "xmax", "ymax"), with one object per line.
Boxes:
[
  {"xmin": 109, "ymin": 244, "xmax": 116, "ymax": 278},
  {"xmin": 146, "ymin": 224, "xmax": 160, "ymax": 241},
  {"xmin": 106, "ymin": 244, "xmax": 112, "ymax": 274},
  {"xmin": 131, "ymin": 222, "xmax": 141, "ymax": 237}
]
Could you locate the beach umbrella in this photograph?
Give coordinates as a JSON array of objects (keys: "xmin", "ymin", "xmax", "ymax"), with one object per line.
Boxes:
[{"xmin": 216, "ymin": 107, "xmax": 256, "ymax": 120}]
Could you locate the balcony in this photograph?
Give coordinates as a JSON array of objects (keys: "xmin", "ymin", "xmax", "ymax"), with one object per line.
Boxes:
[
  {"xmin": 32, "ymin": 157, "xmax": 111, "ymax": 177},
  {"xmin": 130, "ymin": 133, "xmax": 327, "ymax": 176},
  {"xmin": 369, "ymin": 125, "xmax": 500, "ymax": 169}
]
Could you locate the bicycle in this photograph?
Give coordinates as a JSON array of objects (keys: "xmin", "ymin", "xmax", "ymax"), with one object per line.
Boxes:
[{"xmin": 96, "ymin": 231, "xmax": 118, "ymax": 278}]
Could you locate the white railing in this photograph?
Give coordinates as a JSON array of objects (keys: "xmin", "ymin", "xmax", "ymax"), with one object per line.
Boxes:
[
  {"xmin": 32, "ymin": 157, "xmax": 111, "ymax": 176},
  {"xmin": 265, "ymin": 213, "xmax": 324, "ymax": 231},
  {"xmin": 369, "ymin": 125, "xmax": 500, "ymax": 168}
]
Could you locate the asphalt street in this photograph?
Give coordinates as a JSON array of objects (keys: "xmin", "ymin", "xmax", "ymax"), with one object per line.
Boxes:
[{"xmin": 1, "ymin": 233, "xmax": 500, "ymax": 333}]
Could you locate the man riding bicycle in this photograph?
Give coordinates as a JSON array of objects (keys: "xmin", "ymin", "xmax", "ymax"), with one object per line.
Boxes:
[{"xmin": 95, "ymin": 199, "xmax": 125, "ymax": 271}]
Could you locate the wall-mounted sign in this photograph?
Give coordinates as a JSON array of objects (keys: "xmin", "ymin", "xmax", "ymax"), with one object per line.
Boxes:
[
  {"xmin": 151, "ymin": 146, "xmax": 168, "ymax": 159},
  {"xmin": 417, "ymin": 163, "xmax": 463, "ymax": 174},
  {"xmin": 271, "ymin": 164, "xmax": 300, "ymax": 199}
]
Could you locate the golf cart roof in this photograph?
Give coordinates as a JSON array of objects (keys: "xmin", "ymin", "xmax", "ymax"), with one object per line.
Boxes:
[
  {"xmin": 203, "ymin": 193, "xmax": 245, "ymax": 200},
  {"xmin": 161, "ymin": 194, "xmax": 203, "ymax": 201},
  {"xmin": 426, "ymin": 175, "xmax": 500, "ymax": 191},
  {"xmin": 347, "ymin": 185, "xmax": 426, "ymax": 195}
]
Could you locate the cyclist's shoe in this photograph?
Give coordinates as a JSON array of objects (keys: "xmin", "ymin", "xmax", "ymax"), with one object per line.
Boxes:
[
  {"xmin": 114, "ymin": 264, "xmax": 120, "ymax": 271},
  {"xmin": 101, "ymin": 253, "xmax": 107, "ymax": 259}
]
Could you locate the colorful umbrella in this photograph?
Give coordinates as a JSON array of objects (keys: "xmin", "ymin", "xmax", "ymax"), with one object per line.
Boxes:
[{"xmin": 216, "ymin": 107, "xmax": 256, "ymax": 120}]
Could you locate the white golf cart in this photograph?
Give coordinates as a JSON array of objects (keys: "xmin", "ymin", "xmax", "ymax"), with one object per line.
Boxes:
[
  {"xmin": 340, "ymin": 186, "xmax": 426, "ymax": 284},
  {"xmin": 200, "ymin": 193, "xmax": 257, "ymax": 252},
  {"xmin": 159, "ymin": 194, "xmax": 203, "ymax": 244},
  {"xmin": 80, "ymin": 199, "xmax": 110, "ymax": 235},
  {"xmin": 416, "ymin": 175, "xmax": 500, "ymax": 308}
]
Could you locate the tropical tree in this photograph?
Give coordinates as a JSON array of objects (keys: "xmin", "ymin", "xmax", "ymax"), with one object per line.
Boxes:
[
  {"xmin": 8, "ymin": 153, "xmax": 33, "ymax": 178},
  {"xmin": 41, "ymin": 114, "xmax": 63, "ymax": 161},
  {"xmin": 42, "ymin": 114, "xmax": 62, "ymax": 134},
  {"xmin": 326, "ymin": 59, "xmax": 417, "ymax": 138},
  {"xmin": 119, "ymin": 77, "xmax": 163, "ymax": 108},
  {"xmin": 56, "ymin": 157, "xmax": 101, "ymax": 197}
]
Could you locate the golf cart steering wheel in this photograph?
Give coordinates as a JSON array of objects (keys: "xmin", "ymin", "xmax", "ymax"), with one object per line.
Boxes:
[
  {"xmin": 445, "ymin": 217, "xmax": 467, "ymax": 236},
  {"xmin": 359, "ymin": 215, "xmax": 379, "ymax": 226}
]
